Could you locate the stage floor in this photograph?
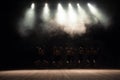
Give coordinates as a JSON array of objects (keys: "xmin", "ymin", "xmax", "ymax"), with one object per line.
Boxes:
[{"xmin": 0, "ymin": 69, "xmax": 120, "ymax": 80}]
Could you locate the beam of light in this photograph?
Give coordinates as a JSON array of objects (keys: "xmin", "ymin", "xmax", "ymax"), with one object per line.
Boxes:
[
  {"xmin": 18, "ymin": 4, "xmax": 35, "ymax": 36},
  {"xmin": 87, "ymin": 3, "xmax": 100, "ymax": 23},
  {"xmin": 61, "ymin": 3, "xmax": 86, "ymax": 36},
  {"xmin": 31, "ymin": 3, "xmax": 35, "ymax": 9},
  {"xmin": 87, "ymin": 3, "xmax": 97, "ymax": 15},
  {"xmin": 87, "ymin": 3, "xmax": 109, "ymax": 26},
  {"xmin": 55, "ymin": 3, "xmax": 67, "ymax": 25},
  {"xmin": 42, "ymin": 3, "xmax": 50, "ymax": 21},
  {"xmin": 77, "ymin": 3, "xmax": 90, "ymax": 24},
  {"xmin": 68, "ymin": 3, "xmax": 77, "ymax": 23}
]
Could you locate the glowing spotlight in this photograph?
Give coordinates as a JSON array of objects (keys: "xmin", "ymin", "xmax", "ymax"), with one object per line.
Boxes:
[
  {"xmin": 77, "ymin": 3, "xmax": 90, "ymax": 24},
  {"xmin": 68, "ymin": 3, "xmax": 72, "ymax": 9},
  {"xmin": 77, "ymin": 3, "xmax": 84, "ymax": 16},
  {"xmin": 31, "ymin": 3, "xmax": 35, "ymax": 9},
  {"xmin": 44, "ymin": 3, "xmax": 49, "ymax": 14},
  {"xmin": 77, "ymin": 3, "xmax": 79, "ymax": 7},
  {"xmin": 77, "ymin": 3, "xmax": 86, "ymax": 16},
  {"xmin": 18, "ymin": 3, "xmax": 35, "ymax": 36},
  {"xmin": 68, "ymin": 3, "xmax": 77, "ymax": 23},
  {"xmin": 42, "ymin": 3, "xmax": 50, "ymax": 21},
  {"xmin": 56, "ymin": 3, "xmax": 67, "ymax": 25},
  {"xmin": 77, "ymin": 3, "xmax": 82, "ymax": 13},
  {"xmin": 68, "ymin": 3, "xmax": 71, "ymax": 6},
  {"xmin": 87, "ymin": 3, "xmax": 100, "ymax": 23},
  {"xmin": 87, "ymin": 3, "xmax": 97, "ymax": 14},
  {"xmin": 87, "ymin": 3, "xmax": 109, "ymax": 26},
  {"xmin": 77, "ymin": 3, "xmax": 82, "ymax": 10},
  {"xmin": 24, "ymin": 6, "xmax": 35, "ymax": 28}
]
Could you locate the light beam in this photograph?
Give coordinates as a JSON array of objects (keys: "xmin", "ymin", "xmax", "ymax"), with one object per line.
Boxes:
[
  {"xmin": 87, "ymin": 3, "xmax": 98, "ymax": 15},
  {"xmin": 42, "ymin": 3, "xmax": 50, "ymax": 21},
  {"xmin": 68, "ymin": 3, "xmax": 77, "ymax": 23},
  {"xmin": 31, "ymin": 3, "xmax": 35, "ymax": 9},
  {"xmin": 77, "ymin": 3, "xmax": 90, "ymax": 24},
  {"xmin": 87, "ymin": 3, "xmax": 109, "ymax": 26},
  {"xmin": 56, "ymin": 3, "xmax": 67, "ymax": 25},
  {"xmin": 18, "ymin": 3, "xmax": 35, "ymax": 36}
]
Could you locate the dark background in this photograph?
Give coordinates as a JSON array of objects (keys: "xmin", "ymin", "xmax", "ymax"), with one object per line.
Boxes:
[{"xmin": 1, "ymin": 0, "xmax": 120, "ymax": 69}]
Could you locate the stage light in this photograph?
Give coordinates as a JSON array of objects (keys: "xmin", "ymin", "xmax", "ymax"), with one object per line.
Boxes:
[
  {"xmin": 87, "ymin": 3, "xmax": 109, "ymax": 26},
  {"xmin": 42, "ymin": 3, "xmax": 50, "ymax": 21},
  {"xmin": 31, "ymin": 3, "xmax": 35, "ymax": 9},
  {"xmin": 77, "ymin": 3, "xmax": 79, "ymax": 7},
  {"xmin": 77, "ymin": 3, "xmax": 86, "ymax": 16},
  {"xmin": 77, "ymin": 3, "xmax": 83, "ymax": 16},
  {"xmin": 68, "ymin": 3, "xmax": 77, "ymax": 23},
  {"xmin": 77, "ymin": 3, "xmax": 90, "ymax": 24},
  {"xmin": 87, "ymin": 3, "xmax": 97, "ymax": 15},
  {"xmin": 77, "ymin": 3, "xmax": 81, "ymax": 10},
  {"xmin": 56, "ymin": 3, "xmax": 67, "ymax": 25},
  {"xmin": 44, "ymin": 3, "xmax": 49, "ymax": 14},
  {"xmin": 24, "ymin": 8, "xmax": 35, "ymax": 27},
  {"xmin": 87, "ymin": 3, "xmax": 101, "ymax": 24},
  {"xmin": 18, "ymin": 3, "xmax": 35, "ymax": 36},
  {"xmin": 87, "ymin": 3, "xmax": 102, "ymax": 22}
]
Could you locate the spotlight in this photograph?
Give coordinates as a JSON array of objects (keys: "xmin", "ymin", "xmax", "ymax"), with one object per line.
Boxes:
[
  {"xmin": 87, "ymin": 3, "xmax": 109, "ymax": 26},
  {"xmin": 68, "ymin": 3, "xmax": 71, "ymax": 7},
  {"xmin": 68, "ymin": 3, "xmax": 77, "ymax": 23},
  {"xmin": 19, "ymin": 3, "xmax": 35, "ymax": 36},
  {"xmin": 24, "ymin": 3, "xmax": 35, "ymax": 28},
  {"xmin": 44, "ymin": 3, "xmax": 49, "ymax": 14},
  {"xmin": 77, "ymin": 3, "xmax": 79, "ymax": 7},
  {"xmin": 77, "ymin": 3, "xmax": 89, "ymax": 23},
  {"xmin": 87, "ymin": 3, "xmax": 97, "ymax": 14},
  {"xmin": 31, "ymin": 3, "xmax": 35, "ymax": 9},
  {"xmin": 87, "ymin": 3, "xmax": 101, "ymax": 24},
  {"xmin": 68, "ymin": 3, "xmax": 72, "ymax": 9},
  {"xmin": 42, "ymin": 3, "xmax": 50, "ymax": 21},
  {"xmin": 77, "ymin": 3, "xmax": 82, "ymax": 10},
  {"xmin": 56, "ymin": 3, "xmax": 66, "ymax": 25}
]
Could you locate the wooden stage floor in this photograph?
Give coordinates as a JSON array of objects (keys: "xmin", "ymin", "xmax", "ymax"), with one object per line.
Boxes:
[{"xmin": 0, "ymin": 69, "xmax": 120, "ymax": 80}]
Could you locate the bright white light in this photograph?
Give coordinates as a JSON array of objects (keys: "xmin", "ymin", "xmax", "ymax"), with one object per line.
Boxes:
[
  {"xmin": 88, "ymin": 3, "xmax": 100, "ymax": 23},
  {"xmin": 31, "ymin": 3, "xmax": 35, "ymax": 9},
  {"xmin": 56, "ymin": 3, "xmax": 67, "ymax": 25},
  {"xmin": 88, "ymin": 3, "xmax": 97, "ymax": 14},
  {"xmin": 77, "ymin": 3, "xmax": 90, "ymax": 24},
  {"xmin": 77, "ymin": 3, "xmax": 84, "ymax": 17},
  {"xmin": 44, "ymin": 3, "xmax": 49, "ymax": 14},
  {"xmin": 23, "ymin": 9, "xmax": 35, "ymax": 28},
  {"xmin": 77, "ymin": 3, "xmax": 79, "ymax": 7},
  {"xmin": 42, "ymin": 3, "xmax": 50, "ymax": 21},
  {"xmin": 77, "ymin": 3, "xmax": 81, "ymax": 10},
  {"xmin": 68, "ymin": 3, "xmax": 77, "ymax": 23},
  {"xmin": 18, "ymin": 6, "xmax": 35, "ymax": 36},
  {"xmin": 88, "ymin": 3, "xmax": 109, "ymax": 26}
]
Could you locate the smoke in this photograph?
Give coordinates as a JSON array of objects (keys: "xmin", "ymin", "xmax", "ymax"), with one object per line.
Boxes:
[
  {"xmin": 39, "ymin": 17, "xmax": 88, "ymax": 37},
  {"xmin": 87, "ymin": 3, "xmax": 110, "ymax": 27},
  {"xmin": 18, "ymin": 3, "xmax": 110, "ymax": 37},
  {"xmin": 39, "ymin": 3, "xmax": 91, "ymax": 37},
  {"xmin": 18, "ymin": 7, "xmax": 35, "ymax": 37}
]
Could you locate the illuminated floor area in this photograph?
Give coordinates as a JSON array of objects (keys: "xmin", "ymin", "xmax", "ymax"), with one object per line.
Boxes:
[{"xmin": 0, "ymin": 69, "xmax": 120, "ymax": 80}]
